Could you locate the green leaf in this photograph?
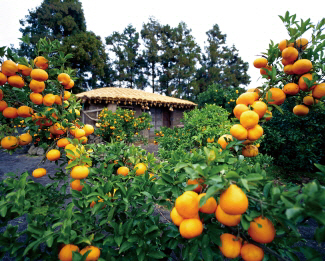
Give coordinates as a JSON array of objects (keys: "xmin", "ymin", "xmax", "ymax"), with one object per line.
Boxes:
[
  {"xmin": 246, "ymin": 174, "xmax": 264, "ymax": 181},
  {"xmin": 241, "ymin": 215, "xmax": 250, "ymax": 230},
  {"xmin": 225, "ymin": 171, "xmax": 240, "ymax": 179},
  {"xmin": 263, "ymin": 182, "xmax": 272, "ymax": 198},
  {"xmin": 0, "ymin": 205, "xmax": 7, "ymax": 217},
  {"xmin": 114, "ymin": 235, "xmax": 123, "ymax": 247},
  {"xmin": 119, "ymin": 241, "xmax": 133, "ymax": 254},
  {"xmin": 161, "ymin": 174, "xmax": 174, "ymax": 184},
  {"xmin": 144, "ymin": 225, "xmax": 159, "ymax": 235},
  {"xmin": 189, "ymin": 243, "xmax": 199, "ymax": 261},
  {"xmin": 315, "ymin": 227, "xmax": 325, "ymax": 243},
  {"xmin": 286, "ymin": 207, "xmax": 304, "ymax": 219},
  {"xmin": 147, "ymin": 251, "xmax": 166, "ymax": 259},
  {"xmin": 201, "ymin": 246, "xmax": 213, "ymax": 261}
]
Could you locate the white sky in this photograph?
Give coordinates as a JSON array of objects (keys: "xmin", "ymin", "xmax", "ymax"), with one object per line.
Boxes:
[{"xmin": 1, "ymin": 0, "xmax": 324, "ymax": 91}]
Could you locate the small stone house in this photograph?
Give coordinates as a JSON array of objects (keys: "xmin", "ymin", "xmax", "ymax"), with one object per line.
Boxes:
[{"xmin": 76, "ymin": 87, "xmax": 197, "ymax": 138}]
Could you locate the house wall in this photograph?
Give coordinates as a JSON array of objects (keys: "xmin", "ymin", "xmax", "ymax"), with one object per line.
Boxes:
[{"xmin": 170, "ymin": 109, "xmax": 185, "ymax": 128}]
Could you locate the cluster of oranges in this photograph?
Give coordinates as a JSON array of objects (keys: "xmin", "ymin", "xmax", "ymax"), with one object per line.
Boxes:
[
  {"xmin": 171, "ymin": 184, "xmax": 275, "ymax": 260},
  {"xmin": 58, "ymin": 244, "xmax": 100, "ymax": 261}
]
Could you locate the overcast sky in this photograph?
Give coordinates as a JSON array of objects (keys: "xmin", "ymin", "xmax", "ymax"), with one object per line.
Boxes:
[{"xmin": 1, "ymin": 0, "xmax": 324, "ymax": 90}]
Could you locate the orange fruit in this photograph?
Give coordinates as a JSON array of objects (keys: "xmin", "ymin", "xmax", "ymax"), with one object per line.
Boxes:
[
  {"xmin": 265, "ymin": 110, "xmax": 272, "ymax": 121},
  {"xmin": 312, "ymin": 83, "xmax": 325, "ymax": 99},
  {"xmin": 3, "ymin": 107, "xmax": 18, "ymax": 118},
  {"xmin": 134, "ymin": 163, "xmax": 147, "ymax": 176},
  {"xmin": 18, "ymin": 133, "xmax": 32, "ymax": 146},
  {"xmin": 79, "ymin": 136, "xmax": 88, "ymax": 144},
  {"xmin": 217, "ymin": 134, "xmax": 233, "ymax": 149},
  {"xmin": 54, "ymin": 95, "xmax": 62, "ymax": 105},
  {"xmin": 58, "ymin": 73, "xmax": 71, "ymax": 85},
  {"xmin": 170, "ymin": 207, "xmax": 184, "ymax": 226},
  {"xmin": 215, "ymin": 205, "xmax": 241, "ymax": 226},
  {"xmin": 57, "ymin": 138, "xmax": 70, "ymax": 148},
  {"xmin": 248, "ymin": 216, "xmax": 276, "ymax": 244},
  {"xmin": 220, "ymin": 184, "xmax": 248, "ymax": 215},
  {"xmin": 240, "ymin": 111, "xmax": 259, "ymax": 129},
  {"xmin": 298, "ymin": 73, "xmax": 316, "ymax": 91},
  {"xmin": 230, "ymin": 124, "xmax": 248, "ymax": 140},
  {"xmin": 187, "ymin": 179, "xmax": 204, "ymax": 193},
  {"xmin": 30, "ymin": 69, "xmax": 48, "ymax": 81},
  {"xmin": 58, "ymin": 244, "xmax": 79, "ymax": 261},
  {"xmin": 282, "ymin": 58, "xmax": 293, "ymax": 66},
  {"xmin": 70, "ymin": 166, "xmax": 89, "ymax": 179},
  {"xmin": 0, "ymin": 89, "xmax": 3, "ymax": 100},
  {"xmin": 251, "ymin": 101, "xmax": 267, "ymax": 119},
  {"xmin": 1, "ymin": 136, "xmax": 19, "ymax": 150},
  {"xmin": 241, "ymin": 243, "xmax": 264, "ymax": 261},
  {"xmin": 30, "ymin": 92, "xmax": 43, "ymax": 105},
  {"xmin": 34, "ymin": 56, "xmax": 48, "ymax": 70},
  {"xmin": 219, "ymin": 233, "xmax": 242, "ymax": 259},
  {"xmin": 0, "ymin": 100, "xmax": 8, "ymax": 111},
  {"xmin": 80, "ymin": 246, "xmax": 100, "ymax": 261},
  {"xmin": 83, "ymin": 124, "xmax": 94, "ymax": 136},
  {"xmin": 70, "ymin": 180, "xmax": 84, "ymax": 191},
  {"xmin": 64, "ymin": 80, "xmax": 74, "ymax": 89},
  {"xmin": 117, "ymin": 166, "xmax": 129, "ymax": 176},
  {"xmin": 265, "ymin": 88, "xmax": 286, "ymax": 105},
  {"xmin": 236, "ymin": 92, "xmax": 258, "ymax": 106},
  {"xmin": 8, "ymin": 75, "xmax": 25, "ymax": 88},
  {"xmin": 292, "ymin": 59, "xmax": 312, "ymax": 75},
  {"xmin": 282, "ymin": 47, "xmax": 298, "ymax": 62},
  {"xmin": 64, "ymin": 91, "xmax": 71, "ymax": 100},
  {"xmin": 29, "ymin": 80, "xmax": 45, "ymax": 93},
  {"xmin": 47, "ymin": 149, "xmax": 61, "ymax": 161},
  {"xmin": 293, "ymin": 105, "xmax": 309, "ymax": 116},
  {"xmin": 74, "ymin": 129, "xmax": 86, "ymax": 138},
  {"xmin": 303, "ymin": 96, "xmax": 314, "ymax": 106},
  {"xmin": 175, "ymin": 191, "xmax": 199, "ymax": 218},
  {"xmin": 53, "ymin": 123, "xmax": 66, "ymax": 135},
  {"xmin": 206, "ymin": 137, "xmax": 214, "ymax": 143},
  {"xmin": 283, "ymin": 83, "xmax": 299, "ymax": 95},
  {"xmin": 278, "ymin": 39, "xmax": 288, "ymax": 52},
  {"xmin": 179, "ymin": 218, "xmax": 203, "ymax": 239},
  {"xmin": 253, "ymin": 57, "xmax": 268, "ymax": 69},
  {"xmin": 1, "ymin": 60, "xmax": 18, "ymax": 76},
  {"xmin": 242, "ymin": 145, "xmax": 259, "ymax": 157},
  {"xmin": 43, "ymin": 94, "xmax": 56, "ymax": 106},
  {"xmin": 295, "ymin": 38, "xmax": 308, "ymax": 50},
  {"xmin": 65, "ymin": 144, "xmax": 79, "ymax": 159},
  {"xmin": 247, "ymin": 125, "xmax": 263, "ymax": 141},
  {"xmin": 17, "ymin": 106, "xmax": 33, "ymax": 118},
  {"xmin": 32, "ymin": 168, "xmax": 47, "ymax": 178},
  {"xmin": 246, "ymin": 88, "xmax": 260, "ymax": 95},
  {"xmin": 260, "ymin": 65, "xmax": 272, "ymax": 76},
  {"xmin": 18, "ymin": 64, "xmax": 32, "ymax": 76},
  {"xmin": 0, "ymin": 72, "xmax": 7, "ymax": 85},
  {"xmin": 198, "ymin": 193, "xmax": 217, "ymax": 214},
  {"xmin": 233, "ymin": 104, "xmax": 249, "ymax": 119},
  {"xmin": 283, "ymin": 64, "xmax": 294, "ymax": 75}
]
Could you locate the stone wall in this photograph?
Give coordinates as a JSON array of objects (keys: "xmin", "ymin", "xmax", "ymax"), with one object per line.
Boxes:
[{"xmin": 170, "ymin": 109, "xmax": 185, "ymax": 128}]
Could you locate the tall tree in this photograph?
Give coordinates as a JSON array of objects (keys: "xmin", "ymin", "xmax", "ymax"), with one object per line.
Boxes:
[{"xmin": 106, "ymin": 25, "xmax": 147, "ymax": 89}]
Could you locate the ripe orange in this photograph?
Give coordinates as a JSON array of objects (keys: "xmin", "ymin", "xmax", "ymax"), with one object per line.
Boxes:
[
  {"xmin": 283, "ymin": 83, "xmax": 299, "ymax": 95},
  {"xmin": 283, "ymin": 64, "xmax": 294, "ymax": 75},
  {"xmin": 79, "ymin": 246, "xmax": 100, "ymax": 261},
  {"xmin": 247, "ymin": 125, "xmax": 263, "ymax": 141},
  {"xmin": 47, "ymin": 149, "xmax": 61, "ymax": 161},
  {"xmin": 233, "ymin": 104, "xmax": 249, "ymax": 119},
  {"xmin": 30, "ymin": 69, "xmax": 48, "ymax": 81},
  {"xmin": 70, "ymin": 166, "xmax": 89, "ymax": 179},
  {"xmin": 0, "ymin": 72, "xmax": 7, "ymax": 85},
  {"xmin": 170, "ymin": 207, "xmax": 184, "ymax": 226},
  {"xmin": 303, "ymin": 96, "xmax": 314, "ymax": 106},
  {"xmin": 175, "ymin": 191, "xmax": 199, "ymax": 218},
  {"xmin": 117, "ymin": 166, "xmax": 129, "ymax": 176},
  {"xmin": 17, "ymin": 106, "xmax": 33, "ymax": 118},
  {"xmin": 30, "ymin": 92, "xmax": 43, "ymax": 105},
  {"xmin": 215, "ymin": 205, "xmax": 241, "ymax": 226},
  {"xmin": 260, "ymin": 65, "xmax": 272, "ymax": 76},
  {"xmin": 298, "ymin": 73, "xmax": 316, "ymax": 91},
  {"xmin": 8, "ymin": 75, "xmax": 25, "ymax": 88},
  {"xmin": 74, "ymin": 129, "xmax": 86, "ymax": 138},
  {"xmin": 65, "ymin": 144, "xmax": 80, "ymax": 159},
  {"xmin": 70, "ymin": 179, "xmax": 84, "ymax": 191},
  {"xmin": 230, "ymin": 124, "xmax": 248, "ymax": 140},
  {"xmin": 134, "ymin": 163, "xmax": 147, "ymax": 175},
  {"xmin": 236, "ymin": 92, "xmax": 258, "ymax": 106},
  {"xmin": 179, "ymin": 218, "xmax": 203, "ymax": 239},
  {"xmin": 0, "ymin": 89, "xmax": 2, "ymax": 100},
  {"xmin": 295, "ymin": 38, "xmax": 308, "ymax": 50},
  {"xmin": 32, "ymin": 168, "xmax": 47, "ymax": 178},
  {"xmin": 29, "ymin": 80, "xmax": 45, "ymax": 93},
  {"xmin": 242, "ymin": 145, "xmax": 259, "ymax": 157},
  {"xmin": 19, "ymin": 133, "xmax": 32, "ymax": 146},
  {"xmin": 34, "ymin": 56, "xmax": 49, "ymax": 70},
  {"xmin": 282, "ymin": 47, "xmax": 298, "ymax": 62},
  {"xmin": 265, "ymin": 88, "xmax": 286, "ymax": 105},
  {"xmin": 220, "ymin": 184, "xmax": 248, "ymax": 215},
  {"xmin": 240, "ymin": 111, "xmax": 259, "ymax": 129},
  {"xmin": 3, "ymin": 107, "xmax": 18, "ymax": 119},
  {"xmin": 219, "ymin": 233, "xmax": 242, "ymax": 259},
  {"xmin": 58, "ymin": 73, "xmax": 71, "ymax": 85},
  {"xmin": 18, "ymin": 64, "xmax": 32, "ymax": 76},
  {"xmin": 217, "ymin": 134, "xmax": 233, "ymax": 149},
  {"xmin": 206, "ymin": 137, "xmax": 214, "ymax": 143},
  {"xmin": 59, "ymin": 244, "xmax": 79, "ymax": 261},
  {"xmin": 57, "ymin": 138, "xmax": 70, "ymax": 148},
  {"xmin": 293, "ymin": 105, "xmax": 309, "ymax": 116},
  {"xmin": 54, "ymin": 95, "xmax": 62, "ymax": 105},
  {"xmin": 198, "ymin": 193, "xmax": 217, "ymax": 214},
  {"xmin": 1, "ymin": 60, "xmax": 18, "ymax": 76},
  {"xmin": 248, "ymin": 216, "xmax": 276, "ymax": 243},
  {"xmin": 292, "ymin": 59, "xmax": 312, "ymax": 75},
  {"xmin": 0, "ymin": 100, "xmax": 8, "ymax": 111},
  {"xmin": 43, "ymin": 94, "xmax": 55, "ymax": 106},
  {"xmin": 1, "ymin": 136, "xmax": 19, "ymax": 150},
  {"xmin": 278, "ymin": 39, "xmax": 289, "ymax": 52},
  {"xmin": 241, "ymin": 243, "xmax": 264, "ymax": 261},
  {"xmin": 253, "ymin": 57, "xmax": 268, "ymax": 69},
  {"xmin": 282, "ymin": 58, "xmax": 293, "ymax": 66},
  {"xmin": 251, "ymin": 101, "xmax": 267, "ymax": 119},
  {"xmin": 312, "ymin": 83, "xmax": 325, "ymax": 99},
  {"xmin": 64, "ymin": 91, "xmax": 71, "ymax": 100},
  {"xmin": 65, "ymin": 80, "xmax": 75, "ymax": 89},
  {"xmin": 83, "ymin": 124, "xmax": 94, "ymax": 136},
  {"xmin": 187, "ymin": 179, "xmax": 204, "ymax": 193}
]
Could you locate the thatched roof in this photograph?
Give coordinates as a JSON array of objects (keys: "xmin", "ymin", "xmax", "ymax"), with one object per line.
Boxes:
[{"xmin": 76, "ymin": 87, "xmax": 197, "ymax": 109}]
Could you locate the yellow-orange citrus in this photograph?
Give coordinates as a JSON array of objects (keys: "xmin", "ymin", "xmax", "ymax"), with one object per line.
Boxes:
[
  {"xmin": 236, "ymin": 92, "xmax": 258, "ymax": 106},
  {"xmin": 283, "ymin": 64, "xmax": 294, "ymax": 75},
  {"xmin": 29, "ymin": 80, "xmax": 45, "ymax": 93},
  {"xmin": 312, "ymin": 83, "xmax": 325, "ymax": 99},
  {"xmin": 233, "ymin": 104, "xmax": 249, "ymax": 119},
  {"xmin": 292, "ymin": 59, "xmax": 312, "ymax": 75},
  {"xmin": 30, "ymin": 69, "xmax": 48, "ymax": 81},
  {"xmin": 32, "ymin": 168, "xmax": 47, "ymax": 178},
  {"xmin": 0, "ymin": 72, "xmax": 7, "ymax": 85},
  {"xmin": 1, "ymin": 60, "xmax": 18, "ymax": 76},
  {"xmin": 206, "ymin": 137, "xmax": 214, "ymax": 143},
  {"xmin": 217, "ymin": 134, "xmax": 233, "ymax": 149},
  {"xmin": 260, "ymin": 65, "xmax": 272, "ymax": 76},
  {"xmin": 70, "ymin": 166, "xmax": 89, "ymax": 179},
  {"xmin": 303, "ymin": 96, "xmax": 314, "ymax": 106},
  {"xmin": 19, "ymin": 133, "xmax": 32, "ymax": 146},
  {"xmin": 175, "ymin": 191, "xmax": 199, "ymax": 218},
  {"xmin": 251, "ymin": 101, "xmax": 267, "ymax": 119},
  {"xmin": 283, "ymin": 83, "xmax": 299, "ymax": 95},
  {"xmin": 57, "ymin": 138, "xmax": 70, "ymax": 148},
  {"xmin": 295, "ymin": 38, "xmax": 308, "ymax": 50},
  {"xmin": 18, "ymin": 64, "xmax": 32, "ymax": 76},
  {"xmin": 80, "ymin": 246, "xmax": 100, "ymax": 261},
  {"xmin": 241, "ymin": 243, "xmax": 264, "ymax": 261},
  {"xmin": 1, "ymin": 136, "xmax": 19, "ymax": 150},
  {"xmin": 298, "ymin": 73, "xmax": 316, "ymax": 91},
  {"xmin": 248, "ymin": 216, "xmax": 276, "ymax": 244},
  {"xmin": 8, "ymin": 75, "xmax": 25, "ymax": 88},
  {"xmin": 215, "ymin": 205, "xmax": 241, "ymax": 226},
  {"xmin": 43, "ymin": 94, "xmax": 56, "ymax": 106},
  {"xmin": 34, "ymin": 56, "xmax": 49, "ymax": 70},
  {"xmin": 58, "ymin": 73, "xmax": 71, "ymax": 85},
  {"xmin": 265, "ymin": 88, "xmax": 286, "ymax": 105},
  {"xmin": 187, "ymin": 179, "xmax": 204, "ymax": 193},
  {"xmin": 70, "ymin": 180, "xmax": 84, "ymax": 192},
  {"xmin": 219, "ymin": 233, "xmax": 242, "ymax": 259},
  {"xmin": 83, "ymin": 124, "xmax": 94, "ymax": 136},
  {"xmin": 3, "ymin": 107, "xmax": 18, "ymax": 118},
  {"xmin": 220, "ymin": 184, "xmax": 248, "ymax": 215},
  {"xmin": 293, "ymin": 105, "xmax": 309, "ymax": 116},
  {"xmin": 117, "ymin": 166, "xmax": 129, "ymax": 176},
  {"xmin": 64, "ymin": 80, "xmax": 74, "ymax": 89},
  {"xmin": 230, "ymin": 124, "xmax": 248, "ymax": 140},
  {"xmin": 74, "ymin": 129, "xmax": 86, "ymax": 138},
  {"xmin": 253, "ymin": 57, "xmax": 268, "ymax": 69},
  {"xmin": 46, "ymin": 149, "xmax": 61, "ymax": 161},
  {"xmin": 179, "ymin": 218, "xmax": 203, "ymax": 239},
  {"xmin": 240, "ymin": 111, "xmax": 259, "ymax": 129},
  {"xmin": 242, "ymin": 145, "xmax": 259, "ymax": 157},
  {"xmin": 0, "ymin": 100, "xmax": 8, "ymax": 111},
  {"xmin": 134, "ymin": 163, "xmax": 147, "ymax": 175},
  {"xmin": 30, "ymin": 92, "xmax": 43, "ymax": 105},
  {"xmin": 170, "ymin": 207, "xmax": 184, "ymax": 226},
  {"xmin": 247, "ymin": 125, "xmax": 263, "ymax": 141},
  {"xmin": 64, "ymin": 91, "xmax": 71, "ymax": 100},
  {"xmin": 282, "ymin": 47, "xmax": 298, "ymax": 62},
  {"xmin": 198, "ymin": 193, "xmax": 217, "ymax": 214},
  {"xmin": 17, "ymin": 106, "xmax": 33, "ymax": 118},
  {"xmin": 58, "ymin": 244, "xmax": 79, "ymax": 261}
]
